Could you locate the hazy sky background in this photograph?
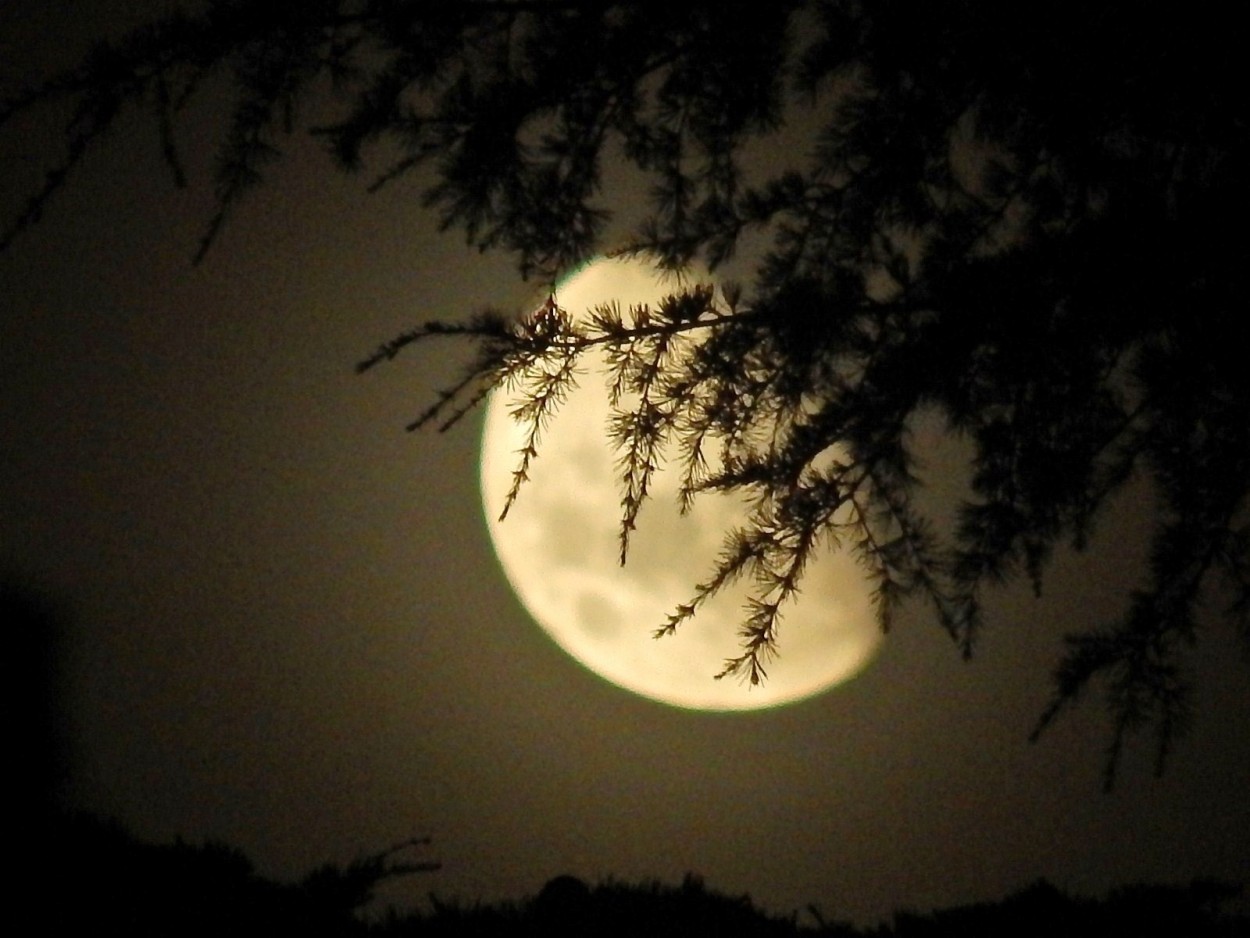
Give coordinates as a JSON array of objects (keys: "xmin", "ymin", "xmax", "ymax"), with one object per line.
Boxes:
[{"xmin": 3, "ymin": 2, "xmax": 1248, "ymax": 925}]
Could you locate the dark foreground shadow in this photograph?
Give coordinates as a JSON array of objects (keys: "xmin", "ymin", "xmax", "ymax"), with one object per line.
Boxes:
[
  {"xmin": 46, "ymin": 813, "xmax": 435, "ymax": 937},
  {"xmin": 40, "ymin": 813, "xmax": 1248, "ymax": 937}
]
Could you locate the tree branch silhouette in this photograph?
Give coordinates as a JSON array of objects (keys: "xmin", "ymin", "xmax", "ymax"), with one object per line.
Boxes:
[{"xmin": 4, "ymin": 0, "xmax": 1247, "ymax": 783}]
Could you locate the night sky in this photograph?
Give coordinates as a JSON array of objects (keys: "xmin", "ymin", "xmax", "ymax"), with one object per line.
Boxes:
[{"xmin": 4, "ymin": 2, "xmax": 1248, "ymax": 926}]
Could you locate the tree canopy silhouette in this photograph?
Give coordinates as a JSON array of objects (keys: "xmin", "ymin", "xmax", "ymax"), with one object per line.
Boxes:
[
  {"xmin": 46, "ymin": 817, "xmax": 1250, "ymax": 937},
  {"xmin": 4, "ymin": 0, "xmax": 1246, "ymax": 784}
]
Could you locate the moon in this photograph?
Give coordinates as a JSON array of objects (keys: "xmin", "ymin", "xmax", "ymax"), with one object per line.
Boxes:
[{"xmin": 479, "ymin": 256, "xmax": 882, "ymax": 710}]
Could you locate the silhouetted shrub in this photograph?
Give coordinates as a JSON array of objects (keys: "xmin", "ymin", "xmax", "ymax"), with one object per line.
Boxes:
[{"xmin": 38, "ymin": 817, "xmax": 1248, "ymax": 936}]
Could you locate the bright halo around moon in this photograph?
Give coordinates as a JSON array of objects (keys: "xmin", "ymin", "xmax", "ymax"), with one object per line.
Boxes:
[{"xmin": 479, "ymin": 256, "xmax": 883, "ymax": 710}]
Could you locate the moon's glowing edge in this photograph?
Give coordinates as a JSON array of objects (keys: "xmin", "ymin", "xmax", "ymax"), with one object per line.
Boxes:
[{"xmin": 477, "ymin": 257, "xmax": 884, "ymax": 711}]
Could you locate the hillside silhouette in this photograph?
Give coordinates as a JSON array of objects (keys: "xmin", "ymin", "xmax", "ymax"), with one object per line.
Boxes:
[{"xmin": 43, "ymin": 814, "xmax": 1246, "ymax": 936}]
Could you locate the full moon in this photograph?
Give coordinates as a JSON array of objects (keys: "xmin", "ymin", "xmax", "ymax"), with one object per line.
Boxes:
[{"xmin": 480, "ymin": 256, "xmax": 882, "ymax": 709}]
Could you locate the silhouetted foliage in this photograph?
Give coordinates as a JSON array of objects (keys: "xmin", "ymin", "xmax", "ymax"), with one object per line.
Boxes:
[
  {"xmin": 885, "ymin": 878, "xmax": 1249, "ymax": 938},
  {"xmin": 4, "ymin": 1, "xmax": 1247, "ymax": 782},
  {"xmin": 48, "ymin": 812, "xmax": 438, "ymax": 937},
  {"xmin": 356, "ymin": 872, "xmax": 1250, "ymax": 937},
  {"xmin": 36, "ymin": 817, "xmax": 1250, "ymax": 936}
]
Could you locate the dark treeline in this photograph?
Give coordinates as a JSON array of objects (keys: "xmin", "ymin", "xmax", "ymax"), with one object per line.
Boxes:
[
  {"xmin": 45, "ymin": 814, "xmax": 1246, "ymax": 936},
  {"xmin": 47, "ymin": 813, "xmax": 435, "ymax": 938}
]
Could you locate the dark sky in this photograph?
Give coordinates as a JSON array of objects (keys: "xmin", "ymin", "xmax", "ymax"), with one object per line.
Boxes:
[{"xmin": 3, "ymin": 2, "xmax": 1248, "ymax": 926}]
